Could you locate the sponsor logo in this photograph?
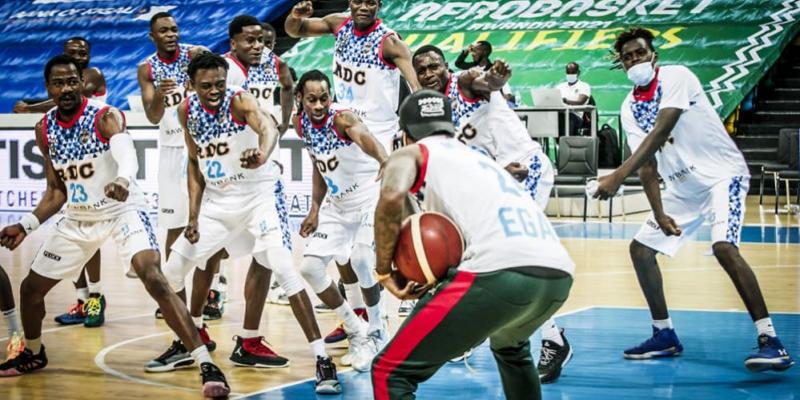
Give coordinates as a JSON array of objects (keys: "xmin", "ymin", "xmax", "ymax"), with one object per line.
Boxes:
[
  {"xmin": 161, "ymin": 208, "xmax": 174, "ymax": 214},
  {"xmin": 419, "ymin": 96, "xmax": 445, "ymax": 117},
  {"xmin": 646, "ymin": 219, "xmax": 659, "ymax": 230},
  {"xmin": 312, "ymin": 232, "xmax": 328, "ymax": 239},
  {"xmin": 43, "ymin": 250, "xmax": 61, "ymax": 261},
  {"xmin": 80, "ymin": 129, "xmax": 90, "ymax": 144}
]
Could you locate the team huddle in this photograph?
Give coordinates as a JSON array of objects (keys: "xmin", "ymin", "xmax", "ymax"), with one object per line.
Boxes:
[{"xmin": 0, "ymin": 0, "xmax": 794, "ymax": 399}]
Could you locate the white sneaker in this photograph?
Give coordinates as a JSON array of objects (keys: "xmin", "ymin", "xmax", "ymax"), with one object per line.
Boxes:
[
  {"xmin": 352, "ymin": 328, "xmax": 388, "ymax": 372},
  {"xmin": 341, "ymin": 320, "xmax": 369, "ymax": 366},
  {"xmin": 267, "ymin": 282, "xmax": 289, "ymax": 305}
]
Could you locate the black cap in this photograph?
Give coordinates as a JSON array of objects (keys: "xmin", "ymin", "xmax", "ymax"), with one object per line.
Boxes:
[{"xmin": 398, "ymin": 89, "xmax": 454, "ymax": 141}]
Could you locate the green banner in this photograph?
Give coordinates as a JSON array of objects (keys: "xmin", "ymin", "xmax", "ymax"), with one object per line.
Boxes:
[{"xmin": 283, "ymin": 0, "xmax": 800, "ymax": 124}]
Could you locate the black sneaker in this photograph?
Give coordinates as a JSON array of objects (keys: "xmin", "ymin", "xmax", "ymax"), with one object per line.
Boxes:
[
  {"xmin": 0, "ymin": 346, "xmax": 48, "ymax": 377},
  {"xmin": 203, "ymin": 290, "xmax": 224, "ymax": 321},
  {"xmin": 537, "ymin": 329, "xmax": 573, "ymax": 384},
  {"xmin": 144, "ymin": 340, "xmax": 194, "ymax": 372},
  {"xmin": 154, "ymin": 308, "xmax": 163, "ymax": 319},
  {"xmin": 229, "ymin": 335, "xmax": 290, "ymax": 368},
  {"xmin": 200, "ymin": 362, "xmax": 231, "ymax": 398},
  {"xmin": 315, "ymin": 356, "xmax": 342, "ymax": 394}
]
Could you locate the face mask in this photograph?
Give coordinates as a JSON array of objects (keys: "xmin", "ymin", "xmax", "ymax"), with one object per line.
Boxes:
[
  {"xmin": 566, "ymin": 74, "xmax": 578, "ymax": 84},
  {"xmin": 627, "ymin": 54, "xmax": 656, "ymax": 86}
]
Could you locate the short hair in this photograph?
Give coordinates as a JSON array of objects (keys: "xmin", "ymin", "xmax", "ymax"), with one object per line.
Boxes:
[
  {"xmin": 44, "ymin": 54, "xmax": 83, "ymax": 83},
  {"xmin": 149, "ymin": 12, "xmax": 174, "ymax": 30},
  {"xmin": 261, "ymin": 22, "xmax": 276, "ymax": 34},
  {"xmin": 187, "ymin": 52, "xmax": 228, "ymax": 80},
  {"xmin": 412, "ymin": 45, "xmax": 445, "ymax": 62},
  {"xmin": 566, "ymin": 62, "xmax": 580, "ymax": 71},
  {"xmin": 64, "ymin": 36, "xmax": 90, "ymax": 50},
  {"xmin": 476, "ymin": 40, "xmax": 492, "ymax": 55},
  {"xmin": 229, "ymin": 15, "xmax": 261, "ymax": 39},
  {"xmin": 614, "ymin": 27, "xmax": 655, "ymax": 56},
  {"xmin": 296, "ymin": 70, "xmax": 331, "ymax": 96}
]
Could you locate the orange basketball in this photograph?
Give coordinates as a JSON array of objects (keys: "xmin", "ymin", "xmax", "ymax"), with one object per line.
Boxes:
[{"xmin": 393, "ymin": 212, "xmax": 464, "ymax": 285}]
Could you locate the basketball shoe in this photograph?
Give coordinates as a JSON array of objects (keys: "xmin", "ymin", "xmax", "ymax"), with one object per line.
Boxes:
[
  {"xmin": 0, "ymin": 345, "xmax": 47, "ymax": 377},
  {"xmin": 315, "ymin": 356, "xmax": 341, "ymax": 394},
  {"xmin": 83, "ymin": 295, "xmax": 106, "ymax": 328},
  {"xmin": 538, "ymin": 328, "xmax": 573, "ymax": 383},
  {"xmin": 54, "ymin": 300, "xmax": 86, "ymax": 325},
  {"xmin": 325, "ymin": 307, "xmax": 367, "ymax": 344},
  {"xmin": 200, "ymin": 362, "xmax": 230, "ymax": 398},
  {"xmin": 4, "ymin": 333, "xmax": 25, "ymax": 362},
  {"xmin": 203, "ymin": 290, "xmax": 224, "ymax": 320},
  {"xmin": 229, "ymin": 336, "xmax": 289, "ymax": 368},
  {"xmin": 745, "ymin": 334, "xmax": 794, "ymax": 372},
  {"xmin": 624, "ymin": 326, "xmax": 683, "ymax": 359}
]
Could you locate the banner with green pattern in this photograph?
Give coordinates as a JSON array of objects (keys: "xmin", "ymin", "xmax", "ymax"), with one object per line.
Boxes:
[{"xmin": 283, "ymin": 0, "xmax": 800, "ymax": 121}]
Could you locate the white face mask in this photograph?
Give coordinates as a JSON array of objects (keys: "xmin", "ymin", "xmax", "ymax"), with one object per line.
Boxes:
[
  {"xmin": 627, "ymin": 54, "xmax": 656, "ymax": 86},
  {"xmin": 566, "ymin": 74, "xmax": 578, "ymax": 84}
]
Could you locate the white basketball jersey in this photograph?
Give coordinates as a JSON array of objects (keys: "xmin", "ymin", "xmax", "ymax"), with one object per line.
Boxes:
[
  {"xmin": 447, "ymin": 72, "xmax": 542, "ymax": 166},
  {"xmin": 185, "ymin": 88, "xmax": 280, "ymax": 199},
  {"xmin": 145, "ymin": 43, "xmax": 193, "ymax": 147},
  {"xmin": 43, "ymin": 98, "xmax": 147, "ymax": 221},
  {"xmin": 297, "ymin": 103, "xmax": 380, "ymax": 207},
  {"xmin": 412, "ymin": 136, "xmax": 574, "ymax": 275},
  {"xmin": 333, "ymin": 17, "xmax": 401, "ymax": 132},
  {"xmin": 225, "ymin": 52, "xmax": 281, "ymax": 115}
]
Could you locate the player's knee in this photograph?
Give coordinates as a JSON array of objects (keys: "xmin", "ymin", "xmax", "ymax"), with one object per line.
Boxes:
[
  {"xmin": 299, "ymin": 256, "xmax": 332, "ymax": 293},
  {"xmin": 162, "ymin": 254, "xmax": 191, "ymax": 292},
  {"xmin": 139, "ymin": 268, "xmax": 172, "ymax": 300},
  {"xmin": 712, "ymin": 241, "xmax": 739, "ymax": 264},
  {"xmin": 265, "ymin": 255, "xmax": 305, "ymax": 297},
  {"xmin": 629, "ymin": 240, "xmax": 656, "ymax": 263}
]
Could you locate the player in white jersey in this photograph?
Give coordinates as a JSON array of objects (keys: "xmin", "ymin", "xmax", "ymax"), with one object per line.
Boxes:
[
  {"xmin": 287, "ymin": 0, "xmax": 422, "ymax": 328},
  {"xmin": 0, "ymin": 55, "xmax": 230, "ymax": 397},
  {"xmin": 142, "ymin": 53, "xmax": 342, "ymax": 395},
  {"xmin": 594, "ymin": 28, "xmax": 793, "ymax": 372},
  {"xmin": 412, "ymin": 45, "xmax": 571, "ymax": 381},
  {"xmin": 294, "ymin": 70, "xmax": 389, "ymax": 372},
  {"xmin": 371, "ymin": 90, "xmax": 574, "ymax": 400}
]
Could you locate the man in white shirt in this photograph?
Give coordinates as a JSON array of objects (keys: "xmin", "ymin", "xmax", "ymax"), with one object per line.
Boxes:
[
  {"xmin": 594, "ymin": 27, "xmax": 793, "ymax": 373},
  {"xmin": 556, "ymin": 62, "xmax": 590, "ymax": 136}
]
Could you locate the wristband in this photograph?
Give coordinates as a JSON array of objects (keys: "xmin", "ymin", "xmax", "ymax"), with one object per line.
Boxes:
[
  {"xmin": 373, "ymin": 270, "xmax": 392, "ymax": 283},
  {"xmin": 19, "ymin": 213, "xmax": 40, "ymax": 234}
]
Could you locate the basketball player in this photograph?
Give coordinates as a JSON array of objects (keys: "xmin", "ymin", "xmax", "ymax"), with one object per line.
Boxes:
[
  {"xmin": 286, "ymin": 0, "xmax": 422, "ymax": 331},
  {"xmin": 14, "ymin": 37, "xmax": 108, "ymax": 113},
  {"xmin": 0, "ymin": 55, "xmax": 229, "ymax": 397},
  {"xmin": 371, "ymin": 90, "xmax": 574, "ymax": 400},
  {"xmin": 294, "ymin": 70, "xmax": 389, "ymax": 372},
  {"xmin": 593, "ymin": 28, "xmax": 794, "ymax": 371},
  {"xmin": 143, "ymin": 53, "xmax": 341, "ymax": 394},
  {"xmin": 15, "ymin": 37, "xmax": 108, "ymax": 327},
  {"xmin": 137, "ymin": 12, "xmax": 226, "ymax": 320},
  {"xmin": 412, "ymin": 45, "xmax": 570, "ymax": 382},
  {"xmin": 1, "ymin": 264, "xmax": 24, "ymax": 361}
]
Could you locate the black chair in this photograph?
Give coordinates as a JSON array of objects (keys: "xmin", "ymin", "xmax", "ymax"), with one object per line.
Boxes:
[
  {"xmin": 776, "ymin": 132, "xmax": 800, "ymax": 213},
  {"xmin": 553, "ymin": 137, "xmax": 598, "ymax": 221},
  {"xmin": 760, "ymin": 128, "xmax": 795, "ymax": 207}
]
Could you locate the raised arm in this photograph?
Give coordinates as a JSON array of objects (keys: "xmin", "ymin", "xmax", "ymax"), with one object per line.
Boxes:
[
  {"xmin": 382, "ymin": 34, "xmax": 421, "ymax": 92},
  {"xmin": 276, "ymin": 57, "xmax": 295, "ymax": 134},
  {"xmin": 333, "ymin": 110, "xmax": 388, "ymax": 165},
  {"xmin": 454, "ymin": 47, "xmax": 477, "ymax": 70},
  {"xmin": 0, "ymin": 121, "xmax": 66, "ymax": 250},
  {"xmin": 231, "ymin": 91, "xmax": 280, "ymax": 168},
  {"xmin": 84, "ymin": 67, "xmax": 107, "ymax": 99},
  {"xmin": 137, "ymin": 62, "xmax": 168, "ymax": 124},
  {"xmin": 284, "ymin": 0, "xmax": 347, "ymax": 38},
  {"xmin": 458, "ymin": 60, "xmax": 511, "ymax": 100}
]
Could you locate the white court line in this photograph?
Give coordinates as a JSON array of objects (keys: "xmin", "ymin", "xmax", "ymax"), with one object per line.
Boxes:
[
  {"xmin": 94, "ymin": 321, "xmax": 245, "ymax": 397},
  {"xmin": 234, "ymin": 305, "xmax": 599, "ymax": 399},
  {"xmin": 589, "ymin": 304, "xmax": 800, "ymax": 315},
  {"xmin": 575, "ymin": 264, "xmax": 800, "ymax": 277}
]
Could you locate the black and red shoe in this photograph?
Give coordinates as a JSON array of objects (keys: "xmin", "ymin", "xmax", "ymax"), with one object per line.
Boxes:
[
  {"xmin": 229, "ymin": 336, "xmax": 289, "ymax": 368},
  {"xmin": 0, "ymin": 345, "xmax": 48, "ymax": 377},
  {"xmin": 198, "ymin": 323, "xmax": 217, "ymax": 352},
  {"xmin": 200, "ymin": 362, "xmax": 231, "ymax": 398}
]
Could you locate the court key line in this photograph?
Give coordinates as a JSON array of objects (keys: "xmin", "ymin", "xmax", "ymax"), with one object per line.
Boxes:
[{"xmin": 575, "ymin": 263, "xmax": 799, "ymax": 277}]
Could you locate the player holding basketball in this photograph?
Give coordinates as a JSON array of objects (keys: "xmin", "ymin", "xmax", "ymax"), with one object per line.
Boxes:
[
  {"xmin": 295, "ymin": 70, "xmax": 390, "ymax": 373},
  {"xmin": 371, "ymin": 90, "xmax": 575, "ymax": 400},
  {"xmin": 286, "ymin": 0, "xmax": 422, "ymax": 325},
  {"xmin": 412, "ymin": 44, "xmax": 570, "ymax": 382},
  {"xmin": 0, "ymin": 55, "xmax": 230, "ymax": 397},
  {"xmin": 594, "ymin": 28, "xmax": 794, "ymax": 371}
]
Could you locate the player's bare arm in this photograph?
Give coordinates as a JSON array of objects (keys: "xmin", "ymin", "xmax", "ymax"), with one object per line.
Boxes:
[
  {"xmin": 232, "ymin": 91, "xmax": 279, "ymax": 169},
  {"xmin": 459, "ymin": 60, "xmax": 511, "ymax": 100},
  {"xmin": 638, "ymin": 157, "xmax": 681, "ymax": 236},
  {"xmin": 374, "ymin": 145, "xmax": 429, "ymax": 299},
  {"xmin": 284, "ymin": 1, "xmax": 346, "ymax": 38},
  {"xmin": 137, "ymin": 62, "xmax": 173, "ymax": 124},
  {"xmin": 0, "ymin": 121, "xmax": 66, "ymax": 250},
  {"xmin": 382, "ymin": 34, "xmax": 422, "ymax": 92},
  {"xmin": 96, "ymin": 108, "xmax": 134, "ymax": 202},
  {"xmin": 300, "ymin": 157, "xmax": 328, "ymax": 238},
  {"xmin": 334, "ymin": 110, "xmax": 389, "ymax": 172},
  {"xmin": 178, "ymin": 99, "xmax": 204, "ymax": 244},
  {"xmin": 277, "ymin": 57, "xmax": 294, "ymax": 134},
  {"xmin": 595, "ymin": 108, "xmax": 681, "ymax": 199}
]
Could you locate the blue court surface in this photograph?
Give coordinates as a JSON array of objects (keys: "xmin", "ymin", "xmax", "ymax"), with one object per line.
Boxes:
[
  {"xmin": 239, "ymin": 307, "xmax": 799, "ymax": 400},
  {"xmin": 553, "ymin": 222, "xmax": 800, "ymax": 245}
]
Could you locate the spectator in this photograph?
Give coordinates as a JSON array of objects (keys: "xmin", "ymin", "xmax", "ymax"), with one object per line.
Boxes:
[
  {"xmin": 456, "ymin": 40, "xmax": 516, "ymax": 106},
  {"xmin": 557, "ymin": 61, "xmax": 591, "ymax": 135}
]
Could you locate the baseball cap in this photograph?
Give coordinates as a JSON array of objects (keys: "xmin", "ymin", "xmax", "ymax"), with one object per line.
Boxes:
[{"xmin": 398, "ymin": 89, "xmax": 454, "ymax": 141}]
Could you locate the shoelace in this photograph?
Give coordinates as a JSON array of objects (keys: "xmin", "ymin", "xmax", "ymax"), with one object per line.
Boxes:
[
  {"xmin": 4, "ymin": 334, "xmax": 25, "ymax": 362},
  {"xmin": 67, "ymin": 301, "xmax": 84, "ymax": 315},
  {"xmin": 317, "ymin": 358, "xmax": 337, "ymax": 380},
  {"xmin": 84, "ymin": 298, "xmax": 102, "ymax": 316},
  {"xmin": 10, "ymin": 349, "xmax": 44, "ymax": 372},
  {"xmin": 248, "ymin": 337, "xmax": 278, "ymax": 357},
  {"xmin": 157, "ymin": 341, "xmax": 183, "ymax": 362},
  {"xmin": 200, "ymin": 363, "xmax": 227, "ymax": 385},
  {"xmin": 539, "ymin": 346, "xmax": 557, "ymax": 366}
]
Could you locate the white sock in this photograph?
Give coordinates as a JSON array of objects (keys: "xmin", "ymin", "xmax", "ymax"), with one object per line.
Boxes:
[
  {"xmin": 87, "ymin": 280, "xmax": 101, "ymax": 295},
  {"xmin": 540, "ymin": 318, "xmax": 563, "ymax": 346},
  {"xmin": 755, "ymin": 317, "xmax": 777, "ymax": 337},
  {"xmin": 211, "ymin": 273, "xmax": 220, "ymax": 290},
  {"xmin": 653, "ymin": 318, "xmax": 673, "ymax": 330},
  {"xmin": 76, "ymin": 287, "xmax": 89, "ymax": 302},
  {"xmin": 3, "ymin": 308, "xmax": 21, "ymax": 336},
  {"xmin": 344, "ymin": 283, "xmax": 365, "ymax": 309},
  {"xmin": 190, "ymin": 345, "xmax": 213, "ymax": 365},
  {"xmin": 335, "ymin": 303, "xmax": 363, "ymax": 335},
  {"xmin": 366, "ymin": 303, "xmax": 383, "ymax": 334},
  {"xmin": 192, "ymin": 316, "xmax": 204, "ymax": 329},
  {"xmin": 310, "ymin": 339, "xmax": 327, "ymax": 358},
  {"xmin": 241, "ymin": 329, "xmax": 260, "ymax": 339},
  {"xmin": 27, "ymin": 337, "xmax": 42, "ymax": 353}
]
